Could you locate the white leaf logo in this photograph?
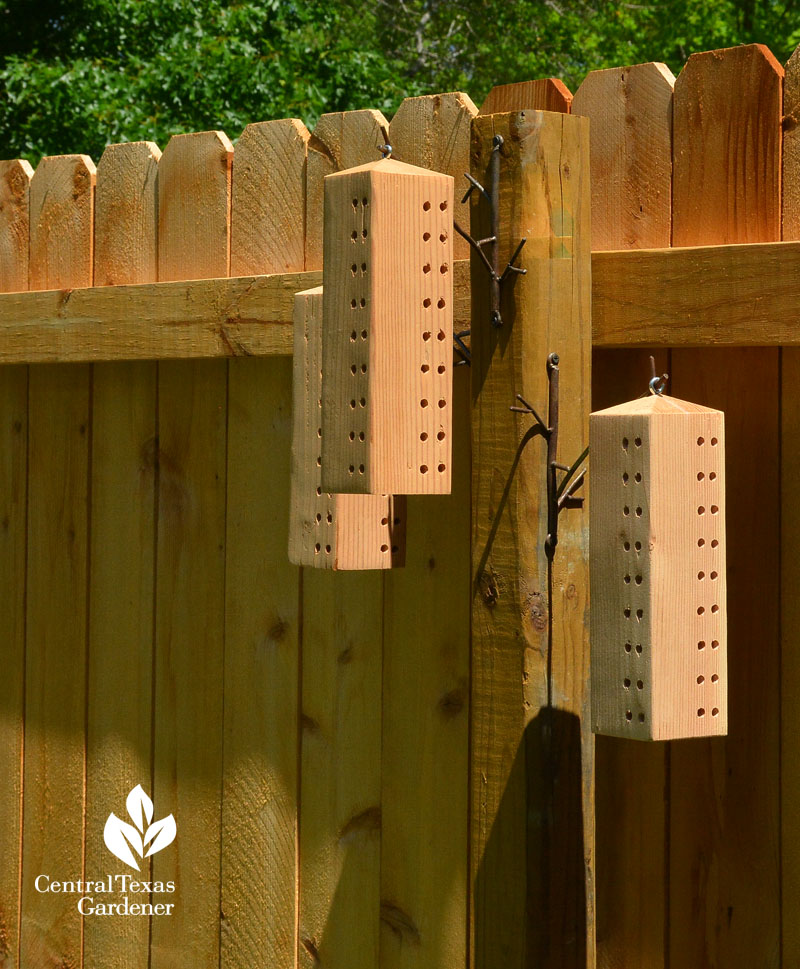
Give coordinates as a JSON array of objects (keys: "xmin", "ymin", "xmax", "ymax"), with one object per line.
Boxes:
[{"xmin": 104, "ymin": 785, "xmax": 176, "ymax": 870}]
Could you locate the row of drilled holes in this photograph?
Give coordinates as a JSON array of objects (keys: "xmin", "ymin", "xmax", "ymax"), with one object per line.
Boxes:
[
  {"xmin": 418, "ymin": 208, "xmax": 449, "ymax": 476},
  {"xmin": 696, "ymin": 432, "xmax": 721, "ymax": 718},
  {"xmin": 345, "ymin": 201, "xmax": 370, "ymax": 476},
  {"xmin": 621, "ymin": 441, "xmax": 646, "ymax": 725}
]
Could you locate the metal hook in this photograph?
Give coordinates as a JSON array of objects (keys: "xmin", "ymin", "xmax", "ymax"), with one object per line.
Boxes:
[
  {"xmin": 378, "ymin": 144, "xmax": 392, "ymax": 159},
  {"xmin": 648, "ymin": 354, "xmax": 669, "ymax": 396}
]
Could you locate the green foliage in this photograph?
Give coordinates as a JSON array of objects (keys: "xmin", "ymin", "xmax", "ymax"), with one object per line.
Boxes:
[{"xmin": 1, "ymin": 0, "xmax": 799, "ymax": 164}]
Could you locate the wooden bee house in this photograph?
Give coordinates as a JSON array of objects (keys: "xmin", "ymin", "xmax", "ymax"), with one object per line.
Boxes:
[
  {"xmin": 320, "ymin": 158, "xmax": 454, "ymax": 496},
  {"xmin": 289, "ymin": 287, "xmax": 405, "ymax": 570},
  {"xmin": 590, "ymin": 395, "xmax": 727, "ymax": 740}
]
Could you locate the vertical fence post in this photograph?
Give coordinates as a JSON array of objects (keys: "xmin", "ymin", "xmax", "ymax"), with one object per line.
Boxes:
[{"xmin": 469, "ymin": 110, "xmax": 593, "ymax": 969}]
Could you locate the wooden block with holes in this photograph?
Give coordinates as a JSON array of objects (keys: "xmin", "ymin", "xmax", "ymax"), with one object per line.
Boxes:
[
  {"xmin": 289, "ymin": 286, "xmax": 405, "ymax": 569},
  {"xmin": 590, "ymin": 395, "xmax": 727, "ymax": 740},
  {"xmin": 320, "ymin": 159, "xmax": 454, "ymax": 495}
]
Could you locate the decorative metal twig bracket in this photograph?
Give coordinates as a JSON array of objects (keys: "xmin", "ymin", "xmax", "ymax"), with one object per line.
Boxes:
[
  {"xmin": 453, "ymin": 133, "xmax": 528, "ymax": 332},
  {"xmin": 510, "ymin": 353, "xmax": 588, "ymax": 560}
]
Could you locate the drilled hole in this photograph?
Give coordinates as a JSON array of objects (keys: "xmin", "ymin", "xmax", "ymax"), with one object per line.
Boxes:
[
  {"xmin": 710, "ymin": 571, "xmax": 718, "ymax": 580},
  {"xmin": 314, "ymin": 543, "xmax": 321, "ymax": 553},
  {"xmin": 634, "ymin": 541, "xmax": 642, "ymax": 551},
  {"xmin": 440, "ymin": 200, "xmax": 448, "ymax": 210},
  {"xmin": 698, "ymin": 708, "xmax": 705, "ymax": 717},
  {"xmin": 421, "ymin": 364, "xmax": 430, "ymax": 373},
  {"xmin": 626, "ymin": 711, "xmax": 633, "ymax": 721},
  {"xmin": 712, "ymin": 639, "xmax": 720, "ymax": 649},
  {"xmin": 624, "ymin": 607, "xmax": 631, "ymax": 619},
  {"xmin": 634, "ymin": 472, "xmax": 642, "ymax": 482},
  {"xmin": 423, "ymin": 331, "xmax": 431, "ymax": 341},
  {"xmin": 359, "ymin": 464, "xmax": 365, "ymax": 474},
  {"xmin": 698, "ymin": 538, "xmax": 705, "ymax": 547},
  {"xmin": 697, "ymin": 606, "xmax": 705, "ymax": 615},
  {"xmin": 698, "ymin": 640, "xmax": 706, "ymax": 650},
  {"xmin": 423, "ymin": 231, "xmax": 431, "ymax": 241},
  {"xmin": 381, "ymin": 544, "xmax": 389, "ymax": 552},
  {"xmin": 635, "ymin": 644, "xmax": 642, "ymax": 654},
  {"xmin": 326, "ymin": 513, "xmax": 332, "ymax": 524},
  {"xmin": 440, "ymin": 232, "xmax": 448, "ymax": 242},
  {"xmin": 351, "ymin": 230, "xmax": 358, "ymax": 241},
  {"xmin": 351, "ymin": 263, "xmax": 357, "ymax": 274},
  {"xmin": 420, "ymin": 398, "xmax": 429, "ymax": 408},
  {"xmin": 437, "ymin": 330, "xmax": 446, "ymax": 341},
  {"xmin": 362, "ymin": 229, "xmax": 368, "ymax": 239},
  {"xmin": 711, "ymin": 437, "xmax": 718, "ymax": 446},
  {"xmin": 325, "ymin": 544, "xmax": 331, "ymax": 553},
  {"xmin": 350, "ymin": 330, "xmax": 357, "ymax": 341},
  {"xmin": 438, "ymin": 463, "xmax": 446, "ymax": 472},
  {"xmin": 624, "ymin": 575, "xmax": 631, "ymax": 584},
  {"xmin": 438, "ymin": 298, "xmax": 446, "ymax": 309},
  {"xmin": 381, "ymin": 516, "xmax": 388, "ymax": 526},
  {"xmin": 697, "ymin": 675, "xmax": 705, "ymax": 684},
  {"xmin": 712, "ymin": 707, "xmax": 719, "ymax": 716},
  {"xmin": 711, "ymin": 539, "xmax": 719, "ymax": 548},
  {"xmin": 423, "ymin": 263, "xmax": 432, "ymax": 274},
  {"xmin": 634, "ymin": 437, "xmax": 642, "ymax": 447},
  {"xmin": 352, "ymin": 197, "xmax": 358, "ymax": 208},
  {"xmin": 361, "ymin": 263, "xmax": 367, "ymax": 272},
  {"xmin": 361, "ymin": 364, "xmax": 367, "ymax": 374},
  {"xmin": 710, "ymin": 471, "xmax": 717, "ymax": 480},
  {"xmin": 423, "ymin": 200, "xmax": 431, "ymax": 211},
  {"xmin": 623, "ymin": 540, "xmax": 631, "ymax": 551},
  {"xmin": 420, "ymin": 464, "xmax": 428, "ymax": 474},
  {"xmin": 318, "ymin": 427, "xmax": 322, "ymax": 438},
  {"xmin": 711, "ymin": 604, "xmax": 719, "ymax": 613},
  {"xmin": 635, "ymin": 507, "xmax": 642, "ymax": 517},
  {"xmin": 698, "ymin": 506, "xmax": 705, "ymax": 515},
  {"xmin": 698, "ymin": 571, "xmax": 705, "ymax": 580},
  {"xmin": 623, "ymin": 506, "xmax": 630, "ymax": 516},
  {"xmin": 360, "ymin": 298, "xmax": 366, "ymax": 308},
  {"xmin": 711, "ymin": 674, "xmax": 719, "ymax": 683},
  {"xmin": 437, "ymin": 364, "xmax": 446, "ymax": 374},
  {"xmin": 348, "ymin": 464, "xmax": 354, "ymax": 473},
  {"xmin": 350, "ymin": 298, "xmax": 357, "ymax": 309},
  {"xmin": 316, "ymin": 487, "xmax": 322, "ymax": 497},
  {"xmin": 349, "ymin": 400, "xmax": 356, "ymax": 409},
  {"xmin": 437, "ymin": 430, "xmax": 446, "ymax": 441},
  {"xmin": 350, "ymin": 364, "xmax": 357, "ymax": 375},
  {"xmin": 440, "ymin": 263, "xmax": 449, "ymax": 274},
  {"xmin": 423, "ymin": 297, "xmax": 432, "ymax": 308},
  {"xmin": 697, "ymin": 436, "xmax": 704, "ymax": 446},
  {"xmin": 358, "ymin": 432, "xmax": 365, "ymax": 442},
  {"xmin": 637, "ymin": 680, "xmax": 643, "ymax": 690},
  {"xmin": 315, "ymin": 513, "xmax": 322, "ymax": 523},
  {"xmin": 624, "ymin": 678, "xmax": 631, "ymax": 689},
  {"xmin": 438, "ymin": 399, "xmax": 446, "ymax": 409},
  {"xmin": 316, "ymin": 456, "xmax": 321, "ymax": 467},
  {"xmin": 710, "ymin": 505, "xmax": 719, "ymax": 515},
  {"xmin": 697, "ymin": 472, "xmax": 705, "ymax": 481},
  {"xmin": 420, "ymin": 431, "xmax": 428, "ymax": 442},
  {"xmin": 636, "ymin": 609, "xmax": 643, "ymax": 621},
  {"xmin": 634, "ymin": 575, "xmax": 642, "ymax": 585},
  {"xmin": 622, "ymin": 437, "xmax": 629, "ymax": 450},
  {"xmin": 362, "ymin": 197, "xmax": 368, "ymax": 206},
  {"xmin": 638, "ymin": 713, "xmax": 645, "ymax": 723},
  {"xmin": 622, "ymin": 472, "xmax": 629, "ymax": 485},
  {"xmin": 625, "ymin": 642, "xmax": 632, "ymax": 653}
]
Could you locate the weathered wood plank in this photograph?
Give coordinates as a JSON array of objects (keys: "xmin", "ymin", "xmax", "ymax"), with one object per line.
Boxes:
[
  {"xmin": 592, "ymin": 241, "xmax": 800, "ymax": 346},
  {"xmin": 576, "ymin": 59, "xmax": 674, "ymax": 969},
  {"xmin": 84, "ymin": 140, "xmax": 160, "ymax": 969},
  {"xmin": 670, "ymin": 44, "xmax": 783, "ymax": 969},
  {"xmin": 379, "ymin": 91, "xmax": 472, "ymax": 969},
  {"xmin": 0, "ymin": 156, "xmax": 31, "ymax": 969},
  {"xmin": 470, "ymin": 110, "xmax": 592, "ymax": 969},
  {"xmin": 151, "ymin": 130, "xmax": 231, "ymax": 968},
  {"xmin": 479, "ymin": 78, "xmax": 572, "ymax": 115},
  {"xmin": 21, "ymin": 153, "xmax": 94, "ymax": 968},
  {"xmin": 573, "ymin": 63, "xmax": 674, "ymax": 251},
  {"xmin": 222, "ymin": 115, "xmax": 303, "ymax": 969}
]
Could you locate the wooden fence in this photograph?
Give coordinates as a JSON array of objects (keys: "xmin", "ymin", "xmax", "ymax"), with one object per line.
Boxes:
[{"xmin": 0, "ymin": 38, "xmax": 796, "ymax": 969}]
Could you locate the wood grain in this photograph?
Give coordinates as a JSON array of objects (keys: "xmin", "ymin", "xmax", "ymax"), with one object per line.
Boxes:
[
  {"xmin": 378, "ymin": 91, "xmax": 473, "ymax": 969},
  {"xmin": 782, "ymin": 41, "xmax": 800, "ymax": 966},
  {"xmin": 84, "ymin": 141, "xmax": 160, "ymax": 969},
  {"xmin": 305, "ymin": 109, "xmax": 389, "ymax": 270},
  {"xmin": 670, "ymin": 43, "xmax": 783, "ymax": 969},
  {"xmin": 573, "ymin": 63, "xmax": 674, "ymax": 251},
  {"xmin": 469, "ymin": 110, "xmax": 591, "ymax": 969},
  {"xmin": 21, "ymin": 153, "xmax": 93, "ymax": 969},
  {"xmin": 479, "ymin": 78, "xmax": 572, "ymax": 115},
  {"xmin": 0, "ymin": 156, "xmax": 30, "ymax": 969},
  {"xmin": 151, "ymin": 130, "xmax": 230, "ymax": 968},
  {"xmin": 222, "ymin": 114, "xmax": 302, "ymax": 969},
  {"xmin": 577, "ymin": 58, "xmax": 675, "ymax": 969},
  {"xmin": 592, "ymin": 241, "xmax": 800, "ymax": 346},
  {"xmin": 389, "ymin": 92, "xmax": 477, "ymax": 261},
  {"xmin": 0, "ymin": 159, "xmax": 33, "ymax": 292},
  {"xmin": 320, "ymin": 159, "xmax": 454, "ymax": 495},
  {"xmin": 94, "ymin": 141, "xmax": 160, "ymax": 286},
  {"xmin": 231, "ymin": 118, "xmax": 309, "ymax": 276},
  {"xmin": 298, "ymin": 570, "xmax": 383, "ymax": 969}
]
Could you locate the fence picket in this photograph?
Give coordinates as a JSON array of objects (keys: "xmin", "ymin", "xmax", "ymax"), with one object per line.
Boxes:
[
  {"xmin": 0, "ymin": 158, "xmax": 31, "ymax": 969},
  {"xmin": 84, "ymin": 140, "xmax": 161, "ymax": 969},
  {"xmin": 479, "ymin": 78, "xmax": 572, "ymax": 114},
  {"xmin": 573, "ymin": 61, "xmax": 675, "ymax": 969},
  {"xmin": 670, "ymin": 44, "xmax": 783, "ymax": 968},
  {"xmin": 21, "ymin": 153, "xmax": 94, "ymax": 968},
  {"xmin": 151, "ymin": 130, "xmax": 232, "ymax": 969},
  {"xmin": 223, "ymin": 118, "xmax": 305, "ymax": 969}
]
